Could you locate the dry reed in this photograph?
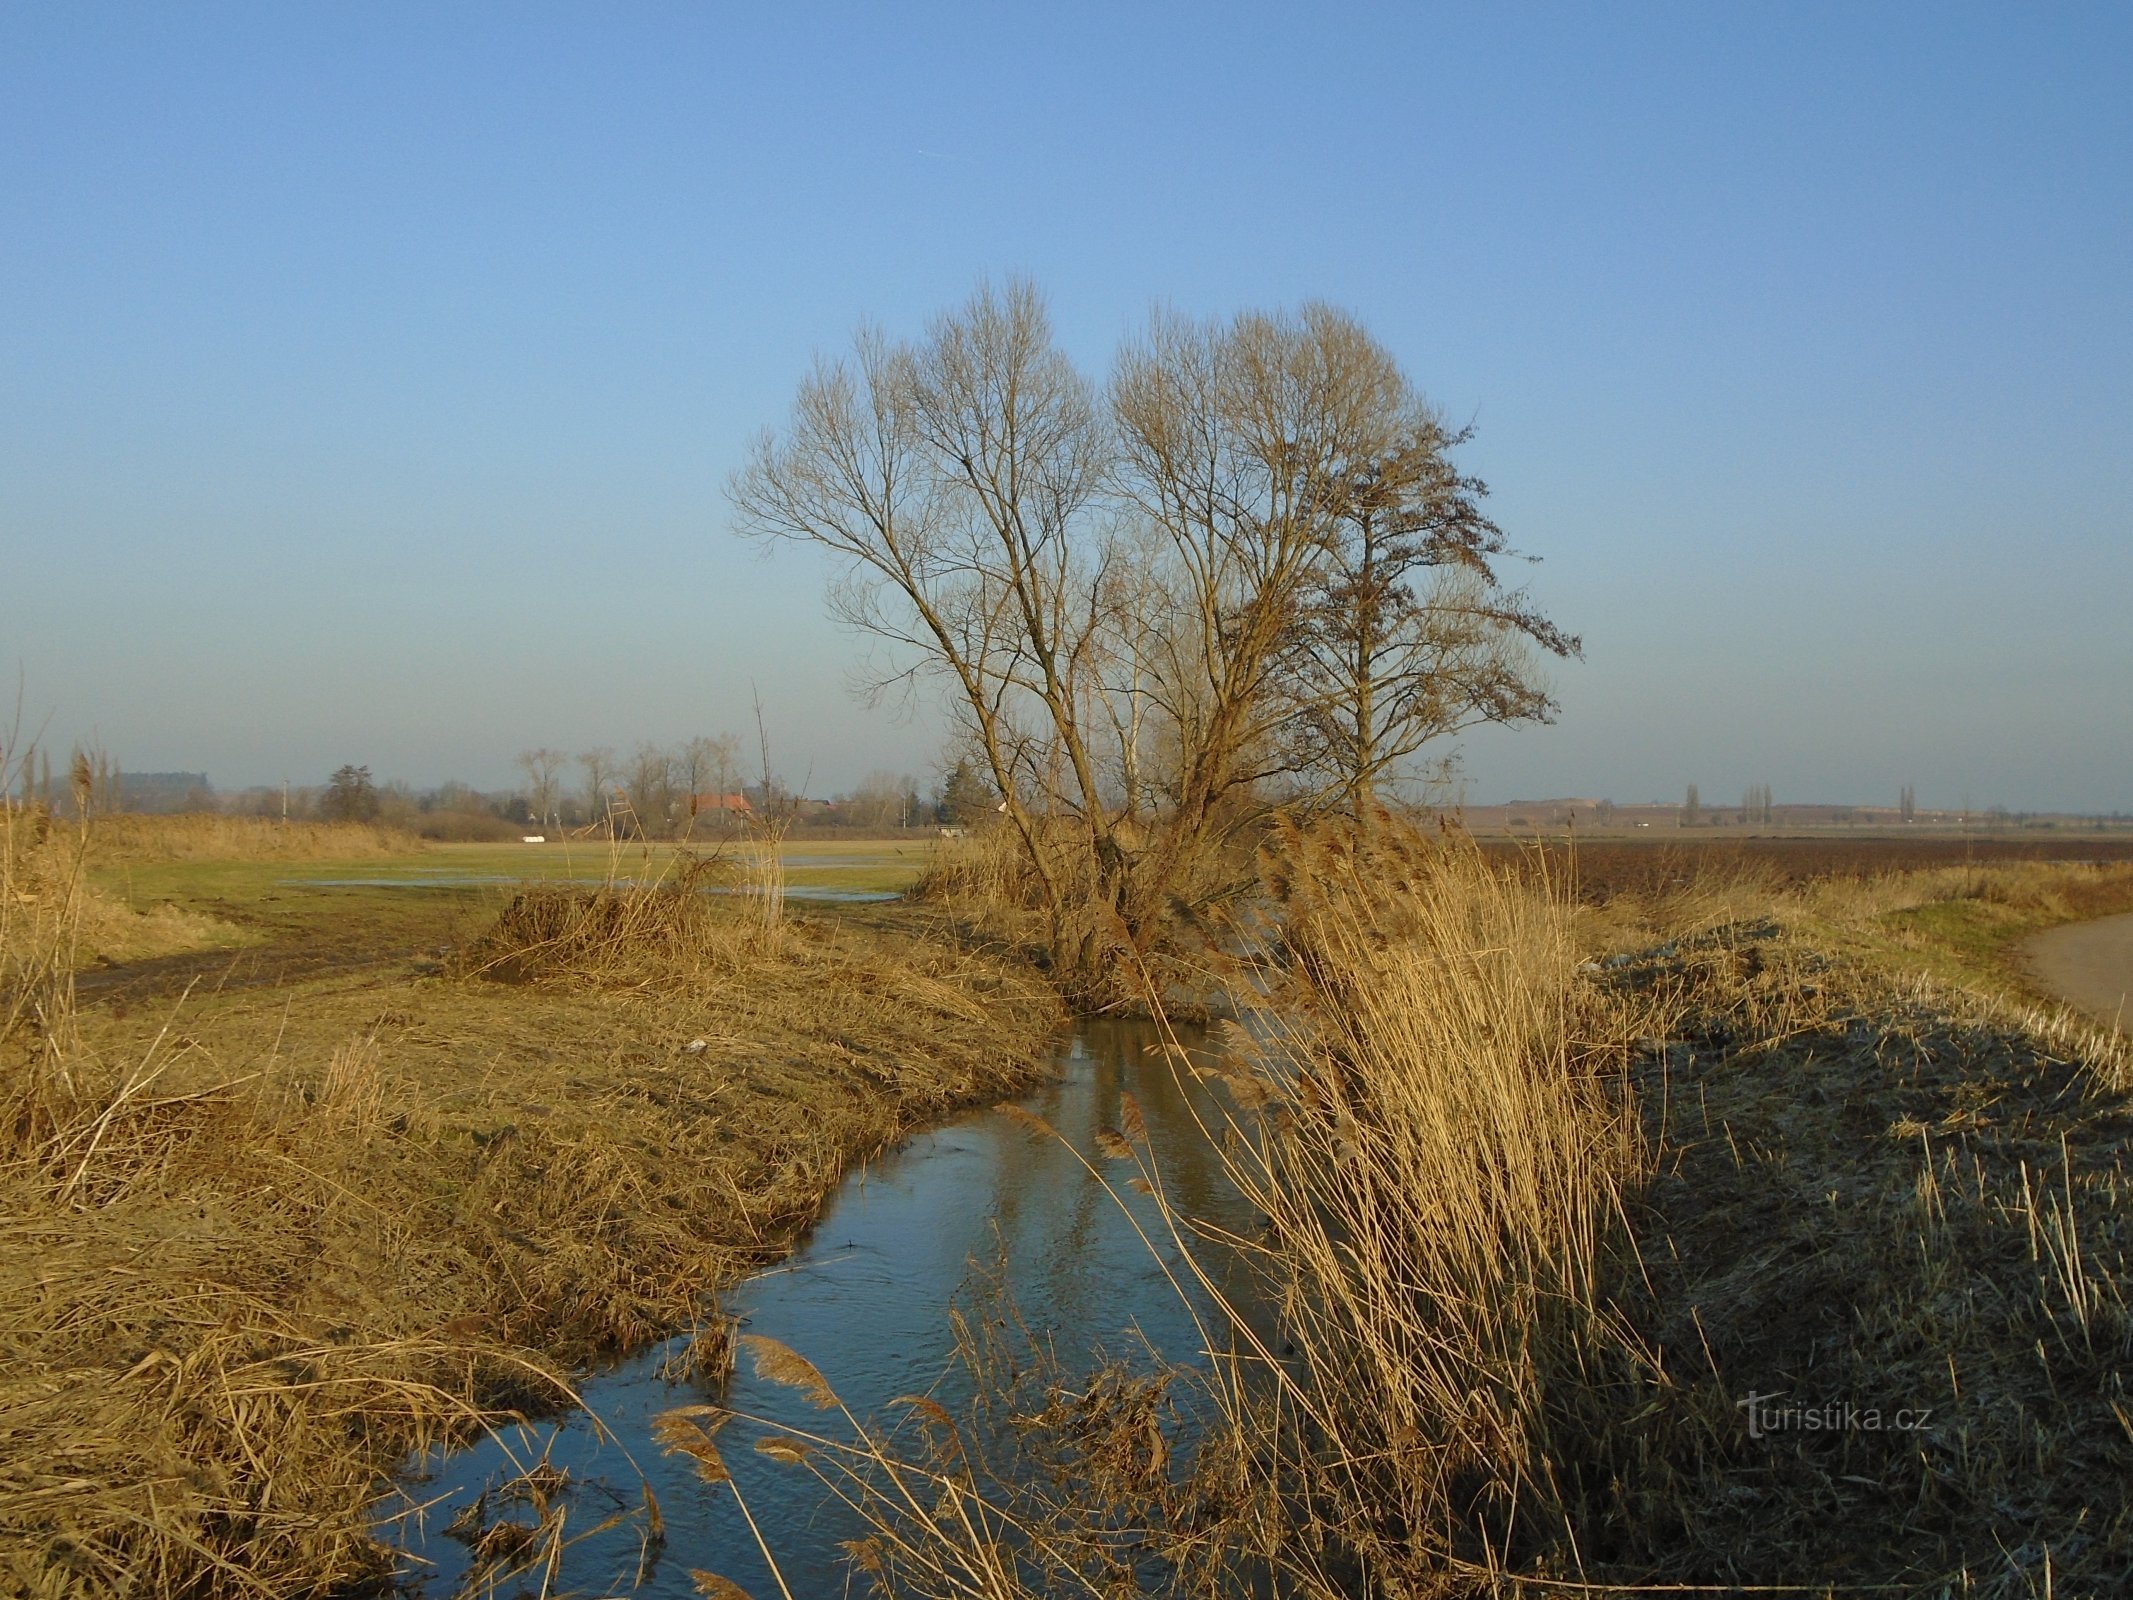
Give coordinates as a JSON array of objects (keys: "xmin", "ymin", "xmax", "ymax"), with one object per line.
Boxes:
[
  {"xmin": 455, "ymin": 849, "xmax": 742, "ymax": 987},
  {"xmin": 735, "ymin": 822, "xmax": 1666, "ymax": 1596},
  {"xmin": 84, "ymin": 812, "xmax": 421, "ymax": 863},
  {"xmin": 740, "ymin": 825, "xmax": 2133, "ymax": 1596},
  {"xmin": 1, "ymin": 785, "xmax": 1060, "ymax": 1597}
]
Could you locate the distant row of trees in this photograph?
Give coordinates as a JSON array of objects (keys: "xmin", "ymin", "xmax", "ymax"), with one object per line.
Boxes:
[
  {"xmin": 303, "ymin": 742, "xmax": 971, "ymax": 841},
  {"xmin": 5, "ymin": 742, "xmax": 137, "ymax": 816},
  {"xmin": 4, "ymin": 730, "xmax": 982, "ymax": 841},
  {"xmin": 1675, "ymin": 783, "xmax": 1948, "ymax": 827},
  {"xmin": 514, "ymin": 738, "xmax": 750, "ymax": 837},
  {"xmin": 513, "ymin": 740, "xmax": 953, "ymax": 838}
]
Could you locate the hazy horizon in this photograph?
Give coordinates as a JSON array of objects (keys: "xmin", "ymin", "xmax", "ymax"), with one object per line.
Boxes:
[{"xmin": 6, "ymin": 5, "xmax": 2128, "ymax": 813}]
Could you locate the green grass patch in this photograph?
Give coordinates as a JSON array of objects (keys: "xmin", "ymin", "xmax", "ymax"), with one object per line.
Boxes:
[
  {"xmin": 1863, "ymin": 871, "xmax": 2133, "ymax": 1005},
  {"xmin": 81, "ymin": 838, "xmax": 937, "ymax": 976}
]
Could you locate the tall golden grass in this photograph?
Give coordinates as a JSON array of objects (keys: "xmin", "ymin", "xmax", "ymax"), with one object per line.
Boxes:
[
  {"xmin": 456, "ymin": 848, "xmax": 743, "ymax": 986},
  {"xmin": 84, "ymin": 812, "xmax": 420, "ymax": 863},
  {"xmin": 910, "ymin": 824, "xmax": 1032, "ymax": 911},
  {"xmin": 3, "ymin": 790, "xmax": 87, "ymax": 1152},
  {"xmin": 737, "ymin": 825, "xmax": 2133, "ymax": 1595},
  {"xmin": 2, "ymin": 780, "xmax": 576, "ymax": 1594},
  {"xmin": 723, "ymin": 822, "xmax": 1669, "ymax": 1597},
  {"xmin": 2, "ymin": 770, "xmax": 1061, "ymax": 1597},
  {"xmin": 5, "ymin": 804, "xmax": 249, "ymax": 978},
  {"xmin": 1208, "ymin": 823, "xmax": 1659, "ymax": 1585},
  {"xmin": 0, "ymin": 1033, "xmax": 573, "ymax": 1598},
  {"xmin": 912, "ymin": 817, "xmax": 1251, "ymax": 1006}
]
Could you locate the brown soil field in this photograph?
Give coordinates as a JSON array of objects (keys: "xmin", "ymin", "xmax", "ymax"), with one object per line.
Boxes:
[{"xmin": 1488, "ymin": 832, "xmax": 2133, "ymax": 901}]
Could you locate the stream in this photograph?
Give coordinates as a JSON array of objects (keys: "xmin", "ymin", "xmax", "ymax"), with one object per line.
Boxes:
[{"xmin": 387, "ymin": 1017, "xmax": 1264, "ymax": 1597}]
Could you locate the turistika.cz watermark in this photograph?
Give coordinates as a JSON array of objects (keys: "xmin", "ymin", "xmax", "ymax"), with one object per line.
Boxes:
[{"xmin": 1736, "ymin": 1391, "xmax": 1933, "ymax": 1440}]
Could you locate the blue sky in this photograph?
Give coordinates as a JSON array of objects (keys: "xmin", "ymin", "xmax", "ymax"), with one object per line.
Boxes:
[{"xmin": 4, "ymin": 3, "xmax": 2127, "ymax": 809}]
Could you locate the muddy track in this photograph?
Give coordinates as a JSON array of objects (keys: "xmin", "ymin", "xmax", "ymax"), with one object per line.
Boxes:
[
  {"xmin": 73, "ymin": 939, "xmax": 432, "ymax": 1007},
  {"xmin": 2024, "ymin": 911, "xmax": 2133, "ymax": 1033}
]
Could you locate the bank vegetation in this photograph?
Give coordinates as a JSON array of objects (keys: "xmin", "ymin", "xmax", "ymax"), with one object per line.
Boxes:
[
  {"xmin": 0, "ymin": 778, "xmax": 1058, "ymax": 1597},
  {"xmin": 718, "ymin": 831, "xmax": 2133, "ymax": 1598}
]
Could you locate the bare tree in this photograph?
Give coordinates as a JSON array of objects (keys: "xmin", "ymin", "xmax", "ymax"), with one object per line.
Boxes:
[
  {"xmin": 733, "ymin": 280, "xmax": 1572, "ymax": 993},
  {"xmin": 1084, "ymin": 540, "xmax": 1168, "ymax": 821},
  {"xmin": 1107, "ymin": 304, "xmax": 1517, "ymax": 855},
  {"xmin": 732, "ymin": 280, "xmax": 1122, "ymax": 977},
  {"xmin": 623, "ymin": 741, "xmax": 678, "ymax": 837},
  {"xmin": 675, "ymin": 734, "xmax": 741, "ymax": 831},
  {"xmin": 577, "ymin": 747, "xmax": 617, "ymax": 833},
  {"xmin": 517, "ymin": 748, "xmax": 566, "ymax": 830}
]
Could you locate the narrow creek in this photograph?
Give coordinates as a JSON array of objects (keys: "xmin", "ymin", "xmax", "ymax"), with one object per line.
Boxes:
[{"xmin": 387, "ymin": 1017, "xmax": 1263, "ymax": 1597}]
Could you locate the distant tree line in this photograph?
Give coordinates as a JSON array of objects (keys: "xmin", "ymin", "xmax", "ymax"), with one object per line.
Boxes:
[
  {"xmin": 3, "ymin": 727, "xmax": 980, "ymax": 842},
  {"xmin": 515, "ymin": 737, "xmax": 955, "ymax": 840}
]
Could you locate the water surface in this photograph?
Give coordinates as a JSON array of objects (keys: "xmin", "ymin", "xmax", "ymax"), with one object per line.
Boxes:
[{"xmin": 388, "ymin": 1018, "xmax": 1260, "ymax": 1597}]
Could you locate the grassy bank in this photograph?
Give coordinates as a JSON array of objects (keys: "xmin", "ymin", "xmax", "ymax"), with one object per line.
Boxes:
[
  {"xmin": 1, "ymin": 808, "xmax": 1058, "ymax": 1597},
  {"xmin": 766, "ymin": 830, "xmax": 2133, "ymax": 1597},
  {"xmin": 1577, "ymin": 849, "xmax": 2133, "ymax": 1007},
  {"xmin": 1223, "ymin": 845, "xmax": 2133, "ymax": 1592},
  {"xmin": 1592, "ymin": 909, "xmax": 2131, "ymax": 1590},
  {"xmin": 86, "ymin": 814, "xmax": 424, "ymax": 864},
  {"xmin": 15, "ymin": 802, "xmax": 2133, "ymax": 1595}
]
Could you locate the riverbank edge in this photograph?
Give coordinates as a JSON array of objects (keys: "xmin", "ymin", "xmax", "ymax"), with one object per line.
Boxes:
[{"xmin": 3, "ymin": 904, "xmax": 1065, "ymax": 1598}]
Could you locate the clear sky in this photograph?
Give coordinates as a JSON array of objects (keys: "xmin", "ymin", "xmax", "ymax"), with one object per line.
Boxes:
[{"xmin": 4, "ymin": 3, "xmax": 2128, "ymax": 811}]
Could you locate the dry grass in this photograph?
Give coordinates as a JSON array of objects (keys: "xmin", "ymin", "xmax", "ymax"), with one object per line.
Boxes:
[
  {"xmin": 4, "ymin": 804, "xmax": 84, "ymax": 1084},
  {"xmin": 1584, "ymin": 922, "xmax": 2133, "ymax": 1592},
  {"xmin": 0, "ymin": 801, "xmax": 1060, "ymax": 1597},
  {"xmin": 454, "ymin": 850, "xmax": 743, "ymax": 986},
  {"xmin": 5, "ymin": 809, "xmax": 242, "ymax": 977},
  {"xmin": 1217, "ymin": 844, "xmax": 2133, "ymax": 1593},
  {"xmin": 910, "ymin": 826, "xmax": 1031, "ymax": 913},
  {"xmin": 912, "ymin": 819, "xmax": 1255, "ymax": 1008},
  {"xmin": 1578, "ymin": 851, "xmax": 2133, "ymax": 994},
  {"xmin": 17, "ymin": 783, "xmax": 2132, "ymax": 1596},
  {"xmin": 910, "ymin": 821, "xmax": 1104, "ymax": 973},
  {"xmin": 727, "ymin": 824, "xmax": 1666, "ymax": 1597},
  {"xmin": 0, "ymin": 1029, "xmax": 564, "ymax": 1598},
  {"xmin": 733, "ymin": 825, "xmax": 2133, "ymax": 1598},
  {"xmin": 1202, "ymin": 824, "xmax": 1662, "ymax": 1588},
  {"xmin": 85, "ymin": 813, "xmax": 421, "ymax": 863}
]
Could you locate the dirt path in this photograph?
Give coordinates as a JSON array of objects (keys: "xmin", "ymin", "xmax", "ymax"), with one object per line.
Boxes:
[
  {"xmin": 73, "ymin": 939, "xmax": 423, "ymax": 1007},
  {"xmin": 2024, "ymin": 910, "xmax": 2133, "ymax": 1032}
]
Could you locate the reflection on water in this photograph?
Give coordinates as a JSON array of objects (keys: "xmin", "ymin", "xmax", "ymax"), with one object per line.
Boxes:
[{"xmin": 388, "ymin": 1019, "xmax": 1261, "ymax": 1597}]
